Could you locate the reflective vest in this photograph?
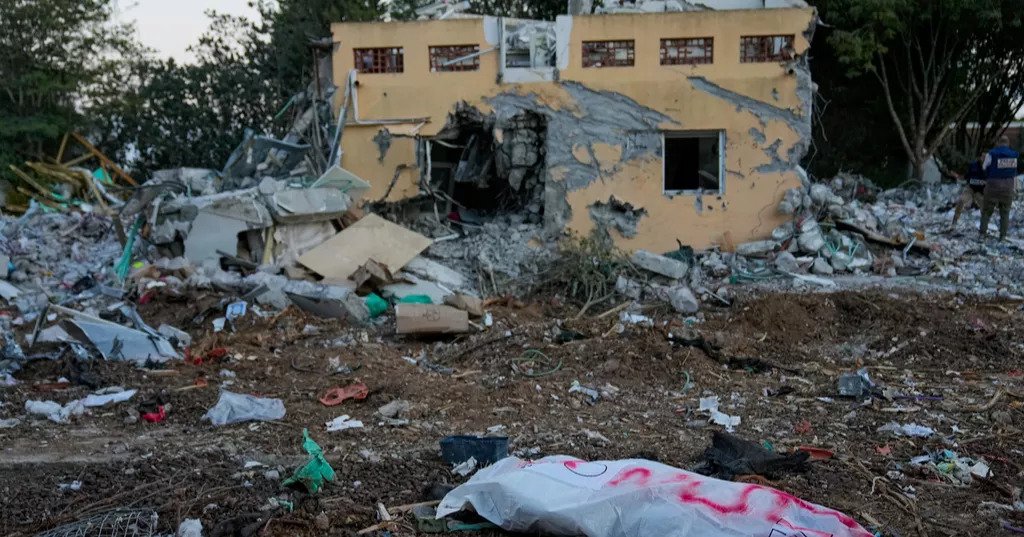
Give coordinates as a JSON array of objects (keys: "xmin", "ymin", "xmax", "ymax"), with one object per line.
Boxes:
[
  {"xmin": 987, "ymin": 146, "xmax": 1019, "ymax": 180},
  {"xmin": 966, "ymin": 160, "xmax": 987, "ymax": 188}
]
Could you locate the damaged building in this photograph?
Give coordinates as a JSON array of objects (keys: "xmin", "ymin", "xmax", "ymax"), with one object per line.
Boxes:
[{"xmin": 331, "ymin": 0, "xmax": 816, "ymax": 252}]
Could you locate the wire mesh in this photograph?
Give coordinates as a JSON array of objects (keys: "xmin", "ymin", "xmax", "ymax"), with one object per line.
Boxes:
[{"xmin": 34, "ymin": 509, "xmax": 158, "ymax": 537}]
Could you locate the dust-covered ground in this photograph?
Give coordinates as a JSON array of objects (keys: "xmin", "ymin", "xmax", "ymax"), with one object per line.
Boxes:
[{"xmin": 1, "ymin": 290, "xmax": 1022, "ymax": 536}]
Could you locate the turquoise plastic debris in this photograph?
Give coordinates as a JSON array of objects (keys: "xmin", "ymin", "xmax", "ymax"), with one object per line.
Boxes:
[
  {"xmin": 365, "ymin": 293, "xmax": 388, "ymax": 318},
  {"xmin": 114, "ymin": 216, "xmax": 143, "ymax": 283},
  {"xmin": 397, "ymin": 294, "xmax": 432, "ymax": 304},
  {"xmin": 282, "ymin": 429, "xmax": 336, "ymax": 494}
]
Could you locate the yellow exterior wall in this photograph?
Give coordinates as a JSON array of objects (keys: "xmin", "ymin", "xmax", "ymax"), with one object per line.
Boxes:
[{"xmin": 331, "ymin": 8, "xmax": 815, "ymax": 251}]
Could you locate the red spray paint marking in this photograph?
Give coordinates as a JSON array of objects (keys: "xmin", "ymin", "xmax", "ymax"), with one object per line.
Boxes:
[
  {"xmin": 676, "ymin": 480, "xmax": 871, "ymax": 536},
  {"xmin": 678, "ymin": 482, "xmax": 760, "ymax": 515},
  {"xmin": 563, "ymin": 460, "xmax": 581, "ymax": 470},
  {"xmin": 607, "ymin": 467, "xmax": 653, "ymax": 487}
]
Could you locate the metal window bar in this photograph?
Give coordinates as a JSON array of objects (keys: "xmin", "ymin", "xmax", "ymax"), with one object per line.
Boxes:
[
  {"xmin": 740, "ymin": 35, "xmax": 794, "ymax": 63},
  {"xmin": 582, "ymin": 40, "xmax": 635, "ymax": 68},
  {"xmin": 353, "ymin": 47, "xmax": 405, "ymax": 73},
  {"xmin": 430, "ymin": 45, "xmax": 481, "ymax": 72},
  {"xmin": 660, "ymin": 37, "xmax": 713, "ymax": 65}
]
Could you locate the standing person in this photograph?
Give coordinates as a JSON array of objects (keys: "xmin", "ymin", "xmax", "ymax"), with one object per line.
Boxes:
[
  {"xmin": 952, "ymin": 153, "xmax": 988, "ymax": 228},
  {"xmin": 980, "ymin": 135, "xmax": 1019, "ymax": 240}
]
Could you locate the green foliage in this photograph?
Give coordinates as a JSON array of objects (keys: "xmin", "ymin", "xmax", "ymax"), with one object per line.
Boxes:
[
  {"xmin": 468, "ymin": 0, "xmax": 566, "ymax": 20},
  {"xmin": 819, "ymin": 0, "xmax": 1024, "ymax": 178},
  {"xmin": 0, "ymin": 0, "xmax": 142, "ymax": 185}
]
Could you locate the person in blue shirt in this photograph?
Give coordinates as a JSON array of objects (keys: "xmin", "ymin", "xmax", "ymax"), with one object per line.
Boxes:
[
  {"xmin": 951, "ymin": 152, "xmax": 988, "ymax": 228},
  {"xmin": 980, "ymin": 135, "xmax": 1019, "ymax": 241}
]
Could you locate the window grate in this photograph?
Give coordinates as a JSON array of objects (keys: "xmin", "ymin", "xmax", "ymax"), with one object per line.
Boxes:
[
  {"xmin": 740, "ymin": 35, "xmax": 795, "ymax": 63},
  {"xmin": 429, "ymin": 45, "xmax": 480, "ymax": 72},
  {"xmin": 582, "ymin": 40, "xmax": 635, "ymax": 68},
  {"xmin": 354, "ymin": 47, "xmax": 404, "ymax": 73},
  {"xmin": 660, "ymin": 37, "xmax": 714, "ymax": 65}
]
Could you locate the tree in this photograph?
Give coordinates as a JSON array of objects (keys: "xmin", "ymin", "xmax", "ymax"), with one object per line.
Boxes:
[
  {"xmin": 467, "ymin": 0, "xmax": 566, "ymax": 19},
  {"xmin": 828, "ymin": 0, "xmax": 1024, "ymax": 180},
  {"xmin": 0, "ymin": 0, "xmax": 142, "ymax": 187}
]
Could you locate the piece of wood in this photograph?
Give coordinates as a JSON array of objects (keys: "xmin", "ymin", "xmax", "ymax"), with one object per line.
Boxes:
[
  {"xmin": 395, "ymin": 304, "xmax": 469, "ymax": 335},
  {"xmin": 70, "ymin": 132, "xmax": 138, "ymax": 186},
  {"xmin": 836, "ymin": 219, "xmax": 932, "ymax": 254},
  {"xmin": 56, "ymin": 132, "xmax": 70, "ymax": 163},
  {"xmin": 443, "ymin": 293, "xmax": 484, "ymax": 318},
  {"xmin": 298, "ymin": 213, "xmax": 432, "ymax": 283},
  {"xmin": 350, "ymin": 258, "xmax": 395, "ymax": 293}
]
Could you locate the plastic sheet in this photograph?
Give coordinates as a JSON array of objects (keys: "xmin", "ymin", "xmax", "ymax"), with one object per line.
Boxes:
[
  {"xmin": 202, "ymin": 390, "xmax": 285, "ymax": 426},
  {"xmin": 438, "ymin": 456, "xmax": 873, "ymax": 537}
]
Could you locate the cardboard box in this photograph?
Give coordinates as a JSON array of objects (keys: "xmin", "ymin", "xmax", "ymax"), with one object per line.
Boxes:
[{"xmin": 395, "ymin": 304, "xmax": 469, "ymax": 335}]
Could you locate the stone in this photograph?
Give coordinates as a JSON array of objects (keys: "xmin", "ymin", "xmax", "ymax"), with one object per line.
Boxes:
[
  {"xmin": 773, "ymin": 251, "xmax": 800, "ymax": 273},
  {"xmin": 809, "ymin": 183, "xmax": 832, "ymax": 205},
  {"xmin": 735, "ymin": 240, "xmax": 777, "ymax": 257},
  {"xmin": 314, "ymin": 512, "xmax": 330, "ymax": 530},
  {"xmin": 771, "ymin": 222, "xmax": 795, "ymax": 242},
  {"xmin": 630, "ymin": 250, "xmax": 688, "ymax": 279},
  {"xmin": 798, "ymin": 225, "xmax": 823, "ymax": 253},
  {"xmin": 615, "ymin": 275, "xmax": 642, "ymax": 299},
  {"xmin": 830, "ymin": 252, "xmax": 852, "ymax": 272},
  {"xmin": 667, "ymin": 286, "xmax": 700, "ymax": 314},
  {"xmin": 812, "ymin": 257, "xmax": 834, "ymax": 275}
]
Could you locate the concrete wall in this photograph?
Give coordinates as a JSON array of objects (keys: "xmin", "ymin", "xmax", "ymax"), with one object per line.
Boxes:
[{"xmin": 331, "ymin": 7, "xmax": 816, "ymax": 252}]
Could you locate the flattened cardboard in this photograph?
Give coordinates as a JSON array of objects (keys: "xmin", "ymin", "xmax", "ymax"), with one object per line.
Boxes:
[
  {"xmin": 395, "ymin": 304, "xmax": 469, "ymax": 335},
  {"xmin": 298, "ymin": 214, "xmax": 432, "ymax": 282}
]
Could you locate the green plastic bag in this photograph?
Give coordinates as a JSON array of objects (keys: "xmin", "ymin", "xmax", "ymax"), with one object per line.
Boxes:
[
  {"xmin": 282, "ymin": 429, "xmax": 335, "ymax": 494},
  {"xmin": 365, "ymin": 293, "xmax": 388, "ymax": 318},
  {"xmin": 397, "ymin": 294, "xmax": 432, "ymax": 304}
]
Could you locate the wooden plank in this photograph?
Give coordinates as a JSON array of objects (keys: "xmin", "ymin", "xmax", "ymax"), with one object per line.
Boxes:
[
  {"xmin": 298, "ymin": 213, "xmax": 432, "ymax": 283},
  {"xmin": 69, "ymin": 132, "xmax": 138, "ymax": 186},
  {"xmin": 56, "ymin": 132, "xmax": 70, "ymax": 163}
]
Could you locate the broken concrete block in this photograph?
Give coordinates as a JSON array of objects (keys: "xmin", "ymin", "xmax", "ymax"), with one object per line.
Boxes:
[
  {"xmin": 809, "ymin": 183, "xmax": 832, "ymax": 206},
  {"xmin": 615, "ymin": 275, "xmax": 643, "ymax": 300},
  {"xmin": 771, "ymin": 222, "xmax": 795, "ymax": 242},
  {"xmin": 777, "ymin": 188, "xmax": 803, "ymax": 215},
  {"xmin": 773, "ymin": 251, "xmax": 800, "ymax": 273},
  {"xmin": 797, "ymin": 222, "xmax": 825, "ymax": 253},
  {"xmin": 630, "ymin": 250, "xmax": 688, "ymax": 279},
  {"xmin": 395, "ymin": 304, "xmax": 469, "ymax": 335},
  {"xmin": 830, "ymin": 252, "xmax": 852, "ymax": 272},
  {"xmin": 667, "ymin": 286, "xmax": 700, "ymax": 314},
  {"xmin": 444, "ymin": 293, "xmax": 484, "ymax": 318},
  {"xmin": 735, "ymin": 240, "xmax": 777, "ymax": 258},
  {"xmin": 812, "ymin": 257, "xmax": 834, "ymax": 275}
]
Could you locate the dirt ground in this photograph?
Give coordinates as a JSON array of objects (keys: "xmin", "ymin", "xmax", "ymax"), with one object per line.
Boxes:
[{"xmin": 2, "ymin": 289, "xmax": 1023, "ymax": 536}]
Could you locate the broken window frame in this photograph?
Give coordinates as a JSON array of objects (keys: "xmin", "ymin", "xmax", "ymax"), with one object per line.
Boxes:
[
  {"xmin": 429, "ymin": 44, "xmax": 481, "ymax": 72},
  {"xmin": 582, "ymin": 40, "xmax": 635, "ymax": 68},
  {"xmin": 353, "ymin": 47, "xmax": 405, "ymax": 74},
  {"xmin": 662, "ymin": 130, "xmax": 724, "ymax": 195},
  {"xmin": 739, "ymin": 35, "xmax": 795, "ymax": 63},
  {"xmin": 660, "ymin": 37, "xmax": 714, "ymax": 65}
]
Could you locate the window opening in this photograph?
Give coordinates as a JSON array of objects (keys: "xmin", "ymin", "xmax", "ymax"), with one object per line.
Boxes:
[
  {"xmin": 663, "ymin": 132, "xmax": 722, "ymax": 193},
  {"xmin": 660, "ymin": 37, "xmax": 713, "ymax": 65},
  {"xmin": 582, "ymin": 40, "xmax": 635, "ymax": 68},
  {"xmin": 740, "ymin": 35, "xmax": 795, "ymax": 63},
  {"xmin": 430, "ymin": 45, "xmax": 480, "ymax": 72},
  {"xmin": 354, "ymin": 47, "xmax": 404, "ymax": 73}
]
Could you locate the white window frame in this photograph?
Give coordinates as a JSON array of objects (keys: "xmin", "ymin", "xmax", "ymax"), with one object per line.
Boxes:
[{"xmin": 662, "ymin": 130, "xmax": 725, "ymax": 195}]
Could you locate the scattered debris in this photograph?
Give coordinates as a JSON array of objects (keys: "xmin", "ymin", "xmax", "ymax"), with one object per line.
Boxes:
[
  {"xmin": 282, "ymin": 429, "xmax": 336, "ymax": 494},
  {"xmin": 202, "ymin": 390, "xmax": 286, "ymax": 426}
]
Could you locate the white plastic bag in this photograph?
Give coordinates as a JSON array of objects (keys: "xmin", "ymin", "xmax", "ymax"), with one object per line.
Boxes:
[
  {"xmin": 203, "ymin": 390, "xmax": 285, "ymax": 426},
  {"xmin": 437, "ymin": 456, "xmax": 872, "ymax": 537}
]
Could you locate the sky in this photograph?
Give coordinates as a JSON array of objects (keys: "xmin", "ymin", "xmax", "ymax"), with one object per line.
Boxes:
[{"xmin": 117, "ymin": 0, "xmax": 263, "ymax": 63}]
